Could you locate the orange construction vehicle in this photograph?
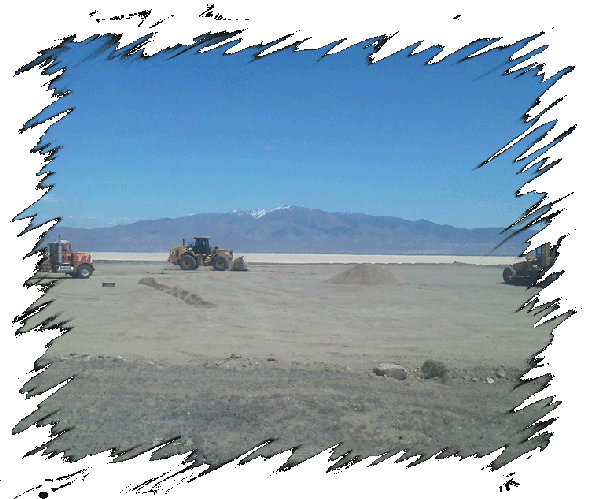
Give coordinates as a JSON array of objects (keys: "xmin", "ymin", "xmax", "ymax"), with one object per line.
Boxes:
[
  {"xmin": 502, "ymin": 243, "xmax": 555, "ymax": 286},
  {"xmin": 168, "ymin": 236, "xmax": 247, "ymax": 271},
  {"xmin": 40, "ymin": 238, "xmax": 94, "ymax": 278}
]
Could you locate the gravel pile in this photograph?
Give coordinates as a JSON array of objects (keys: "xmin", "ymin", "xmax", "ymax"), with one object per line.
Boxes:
[{"xmin": 325, "ymin": 263, "xmax": 406, "ymax": 286}]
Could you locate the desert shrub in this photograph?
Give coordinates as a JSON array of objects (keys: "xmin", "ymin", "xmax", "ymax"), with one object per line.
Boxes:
[{"xmin": 421, "ymin": 360, "xmax": 449, "ymax": 380}]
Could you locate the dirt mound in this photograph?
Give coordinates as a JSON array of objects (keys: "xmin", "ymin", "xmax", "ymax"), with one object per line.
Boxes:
[
  {"xmin": 325, "ymin": 263, "xmax": 406, "ymax": 286},
  {"xmin": 138, "ymin": 277, "xmax": 165, "ymax": 290},
  {"xmin": 138, "ymin": 278, "xmax": 214, "ymax": 307}
]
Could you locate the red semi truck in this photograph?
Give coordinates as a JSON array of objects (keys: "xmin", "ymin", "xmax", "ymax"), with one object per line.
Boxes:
[{"xmin": 40, "ymin": 239, "xmax": 94, "ymax": 278}]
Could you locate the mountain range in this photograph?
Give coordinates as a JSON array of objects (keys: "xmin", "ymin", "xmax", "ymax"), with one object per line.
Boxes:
[{"xmin": 43, "ymin": 205, "xmax": 532, "ymax": 256}]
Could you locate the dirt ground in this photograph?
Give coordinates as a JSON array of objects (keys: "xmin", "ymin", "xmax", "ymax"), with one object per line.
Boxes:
[{"xmin": 15, "ymin": 261, "xmax": 559, "ymax": 470}]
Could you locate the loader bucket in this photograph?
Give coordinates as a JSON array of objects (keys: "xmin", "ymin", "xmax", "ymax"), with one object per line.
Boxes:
[{"xmin": 232, "ymin": 256, "xmax": 248, "ymax": 271}]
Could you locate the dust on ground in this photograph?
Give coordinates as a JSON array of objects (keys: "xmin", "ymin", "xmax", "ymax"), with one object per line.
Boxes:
[{"xmin": 16, "ymin": 261, "xmax": 558, "ymax": 471}]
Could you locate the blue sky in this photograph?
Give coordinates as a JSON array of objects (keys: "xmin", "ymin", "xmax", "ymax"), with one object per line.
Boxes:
[{"xmin": 20, "ymin": 34, "xmax": 562, "ymax": 229}]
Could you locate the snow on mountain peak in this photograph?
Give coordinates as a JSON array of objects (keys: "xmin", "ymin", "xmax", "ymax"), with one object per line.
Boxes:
[
  {"xmin": 250, "ymin": 209, "xmax": 269, "ymax": 219},
  {"xmin": 230, "ymin": 205, "xmax": 293, "ymax": 219}
]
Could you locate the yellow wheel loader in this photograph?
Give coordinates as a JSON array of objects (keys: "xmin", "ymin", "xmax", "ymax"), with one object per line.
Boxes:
[
  {"xmin": 168, "ymin": 237, "xmax": 247, "ymax": 271},
  {"xmin": 502, "ymin": 243, "xmax": 556, "ymax": 286}
]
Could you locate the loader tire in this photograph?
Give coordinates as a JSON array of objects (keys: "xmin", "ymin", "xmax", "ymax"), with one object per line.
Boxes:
[
  {"xmin": 212, "ymin": 255, "xmax": 229, "ymax": 271},
  {"xmin": 502, "ymin": 267, "xmax": 516, "ymax": 284},
  {"xmin": 77, "ymin": 264, "xmax": 93, "ymax": 279},
  {"xmin": 180, "ymin": 255, "xmax": 198, "ymax": 271}
]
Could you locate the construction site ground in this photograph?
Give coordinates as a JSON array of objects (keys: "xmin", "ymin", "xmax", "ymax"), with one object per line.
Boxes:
[{"xmin": 16, "ymin": 261, "xmax": 559, "ymax": 470}]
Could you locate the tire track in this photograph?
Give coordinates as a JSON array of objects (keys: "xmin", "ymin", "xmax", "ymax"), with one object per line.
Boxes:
[{"xmin": 138, "ymin": 277, "xmax": 215, "ymax": 308}]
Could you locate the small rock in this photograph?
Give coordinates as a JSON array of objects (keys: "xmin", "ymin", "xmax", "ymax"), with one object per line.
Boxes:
[
  {"xmin": 471, "ymin": 377, "xmax": 480, "ymax": 382},
  {"xmin": 229, "ymin": 354, "xmax": 242, "ymax": 359},
  {"xmin": 496, "ymin": 368, "xmax": 506, "ymax": 379},
  {"xmin": 267, "ymin": 357, "xmax": 276, "ymax": 362},
  {"xmin": 486, "ymin": 377, "xmax": 495, "ymax": 384},
  {"xmin": 373, "ymin": 363, "xmax": 407, "ymax": 380}
]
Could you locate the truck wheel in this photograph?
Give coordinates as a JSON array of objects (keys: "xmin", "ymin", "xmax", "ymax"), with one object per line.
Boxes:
[
  {"xmin": 212, "ymin": 255, "xmax": 229, "ymax": 271},
  {"xmin": 180, "ymin": 255, "xmax": 197, "ymax": 271},
  {"xmin": 77, "ymin": 264, "xmax": 93, "ymax": 279},
  {"xmin": 502, "ymin": 267, "xmax": 516, "ymax": 283}
]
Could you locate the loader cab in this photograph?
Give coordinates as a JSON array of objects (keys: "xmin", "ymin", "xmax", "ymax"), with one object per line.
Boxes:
[
  {"xmin": 535, "ymin": 243, "xmax": 554, "ymax": 268},
  {"xmin": 192, "ymin": 237, "xmax": 212, "ymax": 255},
  {"xmin": 535, "ymin": 245, "xmax": 545, "ymax": 260}
]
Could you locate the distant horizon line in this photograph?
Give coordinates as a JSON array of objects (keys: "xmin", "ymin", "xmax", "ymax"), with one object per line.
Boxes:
[{"xmin": 90, "ymin": 251, "xmax": 525, "ymax": 256}]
